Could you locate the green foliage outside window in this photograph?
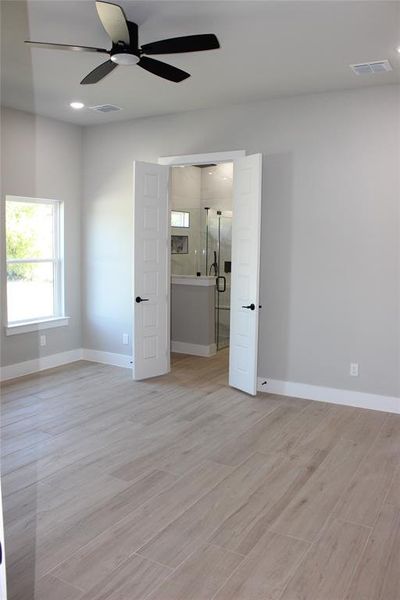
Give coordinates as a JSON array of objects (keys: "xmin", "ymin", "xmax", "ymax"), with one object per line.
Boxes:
[{"xmin": 6, "ymin": 203, "xmax": 41, "ymax": 280}]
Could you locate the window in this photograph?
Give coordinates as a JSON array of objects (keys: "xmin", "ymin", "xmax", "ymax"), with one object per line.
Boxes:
[
  {"xmin": 171, "ymin": 210, "xmax": 190, "ymax": 228},
  {"xmin": 5, "ymin": 196, "xmax": 64, "ymax": 327}
]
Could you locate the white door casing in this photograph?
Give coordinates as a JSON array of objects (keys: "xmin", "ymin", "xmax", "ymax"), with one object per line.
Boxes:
[
  {"xmin": 133, "ymin": 161, "xmax": 170, "ymax": 380},
  {"xmin": 229, "ymin": 154, "xmax": 262, "ymax": 395}
]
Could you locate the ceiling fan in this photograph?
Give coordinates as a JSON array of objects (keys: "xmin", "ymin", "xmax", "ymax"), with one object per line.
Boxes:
[{"xmin": 25, "ymin": 1, "xmax": 220, "ymax": 84}]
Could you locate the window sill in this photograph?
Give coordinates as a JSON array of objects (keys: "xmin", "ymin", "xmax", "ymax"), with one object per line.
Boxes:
[{"xmin": 5, "ymin": 317, "xmax": 70, "ymax": 336}]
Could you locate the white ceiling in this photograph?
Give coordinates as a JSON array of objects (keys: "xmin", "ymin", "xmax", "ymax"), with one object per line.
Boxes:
[{"xmin": 1, "ymin": 0, "xmax": 399, "ymax": 125}]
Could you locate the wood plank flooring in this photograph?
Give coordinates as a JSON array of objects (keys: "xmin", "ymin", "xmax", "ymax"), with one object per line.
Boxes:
[{"xmin": 1, "ymin": 350, "xmax": 399, "ymax": 600}]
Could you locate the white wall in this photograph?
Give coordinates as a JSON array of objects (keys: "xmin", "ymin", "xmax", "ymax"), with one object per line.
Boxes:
[
  {"xmin": 82, "ymin": 85, "xmax": 400, "ymax": 399},
  {"xmin": 0, "ymin": 107, "xmax": 82, "ymax": 366},
  {"xmin": 201, "ymin": 163, "xmax": 233, "ymax": 212},
  {"xmin": 171, "ymin": 166, "xmax": 201, "ymax": 210},
  {"xmin": 171, "ymin": 166, "xmax": 201, "ymax": 276}
]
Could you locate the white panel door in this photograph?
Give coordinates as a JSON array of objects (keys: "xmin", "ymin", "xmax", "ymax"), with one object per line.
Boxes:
[
  {"xmin": 133, "ymin": 161, "xmax": 170, "ymax": 380},
  {"xmin": 229, "ymin": 154, "xmax": 262, "ymax": 395}
]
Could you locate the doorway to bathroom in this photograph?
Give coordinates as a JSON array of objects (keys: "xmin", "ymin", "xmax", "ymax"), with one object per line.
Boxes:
[
  {"xmin": 170, "ymin": 162, "xmax": 233, "ymax": 357},
  {"xmin": 132, "ymin": 151, "xmax": 262, "ymax": 395}
]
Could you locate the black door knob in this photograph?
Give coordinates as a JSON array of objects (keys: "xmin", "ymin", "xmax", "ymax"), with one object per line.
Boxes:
[
  {"xmin": 136, "ymin": 296, "xmax": 149, "ymax": 303},
  {"xmin": 242, "ymin": 303, "xmax": 255, "ymax": 310}
]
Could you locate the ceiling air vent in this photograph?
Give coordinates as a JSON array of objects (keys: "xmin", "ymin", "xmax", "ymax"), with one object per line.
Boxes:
[
  {"xmin": 89, "ymin": 104, "xmax": 122, "ymax": 113},
  {"xmin": 350, "ymin": 60, "xmax": 392, "ymax": 75}
]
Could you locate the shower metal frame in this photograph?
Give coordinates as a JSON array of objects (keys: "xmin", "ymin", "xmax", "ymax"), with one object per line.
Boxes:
[{"xmin": 215, "ymin": 210, "xmax": 231, "ymax": 351}]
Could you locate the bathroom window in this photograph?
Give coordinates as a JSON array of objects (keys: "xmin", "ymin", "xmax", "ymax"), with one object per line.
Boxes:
[{"xmin": 171, "ymin": 211, "xmax": 190, "ymax": 228}]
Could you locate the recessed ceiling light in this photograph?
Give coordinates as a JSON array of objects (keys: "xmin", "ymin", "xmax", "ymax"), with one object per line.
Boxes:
[
  {"xmin": 70, "ymin": 101, "xmax": 84, "ymax": 110},
  {"xmin": 397, "ymin": 46, "xmax": 400, "ymax": 54},
  {"xmin": 208, "ymin": 171, "xmax": 213, "ymax": 175}
]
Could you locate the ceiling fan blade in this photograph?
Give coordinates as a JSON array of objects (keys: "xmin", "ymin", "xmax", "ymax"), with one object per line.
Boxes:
[
  {"xmin": 80, "ymin": 59, "xmax": 118, "ymax": 84},
  {"xmin": 96, "ymin": 1, "xmax": 130, "ymax": 45},
  {"xmin": 141, "ymin": 34, "xmax": 220, "ymax": 55},
  {"xmin": 25, "ymin": 41, "xmax": 108, "ymax": 54},
  {"xmin": 138, "ymin": 56, "xmax": 190, "ymax": 82}
]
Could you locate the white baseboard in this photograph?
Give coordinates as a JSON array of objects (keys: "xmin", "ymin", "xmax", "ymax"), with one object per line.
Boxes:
[
  {"xmin": 0, "ymin": 349, "xmax": 83, "ymax": 382},
  {"xmin": 257, "ymin": 377, "xmax": 400, "ymax": 414},
  {"xmin": 171, "ymin": 341, "xmax": 217, "ymax": 357},
  {"xmin": 4, "ymin": 350, "xmax": 398, "ymax": 415},
  {"xmin": 81, "ymin": 349, "xmax": 132, "ymax": 369},
  {"xmin": 0, "ymin": 348, "xmax": 132, "ymax": 382}
]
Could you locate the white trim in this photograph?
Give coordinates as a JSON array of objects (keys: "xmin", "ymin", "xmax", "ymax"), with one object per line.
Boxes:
[
  {"xmin": 257, "ymin": 377, "xmax": 400, "ymax": 414},
  {"xmin": 3, "ymin": 349, "xmax": 397, "ymax": 415},
  {"xmin": 7, "ymin": 258, "xmax": 55, "ymax": 264},
  {"xmin": 0, "ymin": 349, "xmax": 82, "ymax": 382},
  {"xmin": 0, "ymin": 348, "xmax": 133, "ymax": 381},
  {"xmin": 171, "ymin": 341, "xmax": 216, "ymax": 357},
  {"xmin": 5, "ymin": 317, "xmax": 70, "ymax": 336},
  {"xmin": 158, "ymin": 150, "xmax": 245, "ymax": 166},
  {"xmin": 171, "ymin": 210, "xmax": 190, "ymax": 228},
  {"xmin": 5, "ymin": 195, "xmax": 65, "ymax": 325},
  {"xmin": 4, "ymin": 195, "xmax": 62, "ymax": 206},
  {"xmin": 81, "ymin": 348, "xmax": 132, "ymax": 369},
  {"xmin": 171, "ymin": 275, "xmax": 216, "ymax": 287}
]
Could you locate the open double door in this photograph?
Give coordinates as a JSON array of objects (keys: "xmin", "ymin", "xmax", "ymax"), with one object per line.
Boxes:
[{"xmin": 132, "ymin": 154, "xmax": 262, "ymax": 396}]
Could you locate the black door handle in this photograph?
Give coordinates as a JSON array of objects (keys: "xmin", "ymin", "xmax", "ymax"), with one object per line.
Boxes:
[
  {"xmin": 242, "ymin": 303, "xmax": 255, "ymax": 310},
  {"xmin": 136, "ymin": 296, "xmax": 149, "ymax": 303}
]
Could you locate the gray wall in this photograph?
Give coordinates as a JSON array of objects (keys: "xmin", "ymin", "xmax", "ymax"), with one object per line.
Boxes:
[
  {"xmin": 0, "ymin": 107, "xmax": 82, "ymax": 366},
  {"xmin": 82, "ymin": 85, "xmax": 400, "ymax": 398}
]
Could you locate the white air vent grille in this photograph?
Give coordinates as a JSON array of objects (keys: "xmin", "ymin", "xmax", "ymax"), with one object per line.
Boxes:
[
  {"xmin": 350, "ymin": 60, "xmax": 392, "ymax": 75},
  {"xmin": 89, "ymin": 104, "xmax": 122, "ymax": 113}
]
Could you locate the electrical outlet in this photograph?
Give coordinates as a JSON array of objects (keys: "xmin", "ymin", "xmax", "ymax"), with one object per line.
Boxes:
[
  {"xmin": 350, "ymin": 363, "xmax": 359, "ymax": 377},
  {"xmin": 122, "ymin": 333, "xmax": 129, "ymax": 345},
  {"xmin": 40, "ymin": 335, "xmax": 46, "ymax": 347}
]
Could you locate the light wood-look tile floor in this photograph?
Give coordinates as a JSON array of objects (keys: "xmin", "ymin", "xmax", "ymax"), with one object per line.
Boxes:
[{"xmin": 1, "ymin": 350, "xmax": 399, "ymax": 600}]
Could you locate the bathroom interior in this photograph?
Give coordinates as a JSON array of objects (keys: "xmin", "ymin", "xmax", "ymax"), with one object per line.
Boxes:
[{"xmin": 170, "ymin": 162, "xmax": 233, "ymax": 358}]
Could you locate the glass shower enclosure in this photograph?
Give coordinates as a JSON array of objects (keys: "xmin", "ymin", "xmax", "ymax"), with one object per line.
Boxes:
[
  {"xmin": 204, "ymin": 208, "xmax": 232, "ymax": 351},
  {"xmin": 170, "ymin": 206, "xmax": 232, "ymax": 352}
]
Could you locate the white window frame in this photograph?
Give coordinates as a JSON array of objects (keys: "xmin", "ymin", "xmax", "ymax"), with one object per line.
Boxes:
[
  {"xmin": 171, "ymin": 210, "xmax": 190, "ymax": 228},
  {"xmin": 4, "ymin": 195, "xmax": 69, "ymax": 336}
]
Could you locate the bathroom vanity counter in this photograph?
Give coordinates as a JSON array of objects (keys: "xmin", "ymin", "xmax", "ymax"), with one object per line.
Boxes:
[
  {"xmin": 171, "ymin": 276, "xmax": 216, "ymax": 356},
  {"xmin": 171, "ymin": 275, "xmax": 216, "ymax": 287}
]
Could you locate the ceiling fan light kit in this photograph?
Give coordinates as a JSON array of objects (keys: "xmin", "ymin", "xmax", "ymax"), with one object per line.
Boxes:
[
  {"xmin": 110, "ymin": 52, "xmax": 140, "ymax": 65},
  {"xmin": 25, "ymin": 1, "xmax": 220, "ymax": 84}
]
